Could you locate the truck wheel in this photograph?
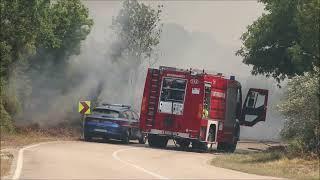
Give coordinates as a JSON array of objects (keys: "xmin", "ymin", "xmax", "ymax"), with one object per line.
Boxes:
[
  {"xmin": 192, "ymin": 141, "xmax": 208, "ymax": 152},
  {"xmin": 217, "ymin": 139, "xmax": 238, "ymax": 153},
  {"xmin": 148, "ymin": 135, "xmax": 168, "ymax": 148},
  {"xmin": 177, "ymin": 139, "xmax": 190, "ymax": 149},
  {"xmin": 147, "ymin": 134, "xmax": 157, "ymax": 147},
  {"xmin": 228, "ymin": 124, "xmax": 240, "ymax": 153},
  {"xmin": 157, "ymin": 137, "xmax": 168, "ymax": 148},
  {"xmin": 217, "ymin": 125, "xmax": 239, "ymax": 153},
  {"xmin": 139, "ymin": 135, "xmax": 147, "ymax": 144},
  {"xmin": 122, "ymin": 130, "xmax": 130, "ymax": 144},
  {"xmin": 217, "ymin": 142, "xmax": 228, "ymax": 152}
]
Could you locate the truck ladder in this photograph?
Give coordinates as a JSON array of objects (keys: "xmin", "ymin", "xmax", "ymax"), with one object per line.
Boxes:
[{"xmin": 146, "ymin": 69, "xmax": 160, "ymax": 127}]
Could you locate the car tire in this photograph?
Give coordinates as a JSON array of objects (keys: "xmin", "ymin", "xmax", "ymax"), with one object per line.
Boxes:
[
  {"xmin": 122, "ymin": 130, "xmax": 130, "ymax": 144},
  {"xmin": 103, "ymin": 137, "xmax": 109, "ymax": 142},
  {"xmin": 84, "ymin": 132, "xmax": 92, "ymax": 142}
]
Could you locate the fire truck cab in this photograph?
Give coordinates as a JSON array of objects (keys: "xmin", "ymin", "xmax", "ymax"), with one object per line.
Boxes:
[{"xmin": 139, "ymin": 66, "xmax": 269, "ymax": 152}]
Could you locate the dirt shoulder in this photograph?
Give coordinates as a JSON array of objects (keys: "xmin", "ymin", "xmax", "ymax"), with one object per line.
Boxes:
[
  {"xmin": 0, "ymin": 128, "xmax": 79, "ymax": 178},
  {"xmin": 211, "ymin": 142, "xmax": 320, "ymax": 180}
]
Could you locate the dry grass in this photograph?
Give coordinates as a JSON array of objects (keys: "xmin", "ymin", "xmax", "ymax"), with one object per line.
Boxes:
[
  {"xmin": 1, "ymin": 126, "xmax": 79, "ymax": 150},
  {"xmin": 0, "ymin": 152, "xmax": 13, "ymax": 177},
  {"xmin": 211, "ymin": 149, "xmax": 320, "ymax": 180}
]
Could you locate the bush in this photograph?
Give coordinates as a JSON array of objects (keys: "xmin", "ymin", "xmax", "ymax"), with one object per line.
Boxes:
[
  {"xmin": 279, "ymin": 67, "xmax": 320, "ymax": 155},
  {"xmin": 0, "ymin": 103, "xmax": 15, "ymax": 133}
]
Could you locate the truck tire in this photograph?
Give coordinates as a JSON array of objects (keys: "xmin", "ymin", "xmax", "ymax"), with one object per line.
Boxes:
[
  {"xmin": 139, "ymin": 135, "xmax": 147, "ymax": 144},
  {"xmin": 217, "ymin": 125, "xmax": 239, "ymax": 153},
  {"xmin": 148, "ymin": 135, "xmax": 168, "ymax": 148},
  {"xmin": 192, "ymin": 141, "xmax": 208, "ymax": 152},
  {"xmin": 177, "ymin": 139, "xmax": 190, "ymax": 149},
  {"xmin": 157, "ymin": 137, "xmax": 168, "ymax": 148},
  {"xmin": 147, "ymin": 134, "xmax": 157, "ymax": 147}
]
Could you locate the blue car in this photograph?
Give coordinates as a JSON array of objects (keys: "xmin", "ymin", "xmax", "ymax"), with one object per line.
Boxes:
[{"xmin": 83, "ymin": 104, "xmax": 146, "ymax": 144}]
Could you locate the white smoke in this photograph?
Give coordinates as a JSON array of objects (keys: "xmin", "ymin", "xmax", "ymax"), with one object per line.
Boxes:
[{"xmin": 16, "ymin": 1, "xmax": 285, "ymax": 140}]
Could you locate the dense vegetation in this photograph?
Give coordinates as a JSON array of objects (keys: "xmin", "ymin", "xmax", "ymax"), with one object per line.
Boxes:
[
  {"xmin": 279, "ymin": 68, "xmax": 319, "ymax": 155},
  {"xmin": 0, "ymin": 0, "xmax": 93, "ymax": 132},
  {"xmin": 237, "ymin": 0, "xmax": 319, "ymax": 83},
  {"xmin": 238, "ymin": 0, "xmax": 319, "ymax": 155},
  {"xmin": 0, "ymin": 0, "xmax": 163, "ymax": 133},
  {"xmin": 111, "ymin": 0, "xmax": 162, "ymax": 105}
]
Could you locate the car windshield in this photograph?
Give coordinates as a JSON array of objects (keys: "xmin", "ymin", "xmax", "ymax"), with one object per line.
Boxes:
[
  {"xmin": 160, "ymin": 78, "xmax": 187, "ymax": 103},
  {"xmin": 92, "ymin": 108, "xmax": 120, "ymax": 118}
]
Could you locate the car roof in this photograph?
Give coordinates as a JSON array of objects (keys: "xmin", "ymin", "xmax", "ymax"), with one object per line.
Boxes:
[{"xmin": 93, "ymin": 106, "xmax": 132, "ymax": 112}]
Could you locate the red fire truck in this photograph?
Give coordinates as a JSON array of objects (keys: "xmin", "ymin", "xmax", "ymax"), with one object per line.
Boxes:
[{"xmin": 139, "ymin": 66, "xmax": 268, "ymax": 152}]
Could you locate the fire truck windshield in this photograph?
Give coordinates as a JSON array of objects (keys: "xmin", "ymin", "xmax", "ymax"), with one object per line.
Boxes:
[{"xmin": 160, "ymin": 78, "xmax": 187, "ymax": 103}]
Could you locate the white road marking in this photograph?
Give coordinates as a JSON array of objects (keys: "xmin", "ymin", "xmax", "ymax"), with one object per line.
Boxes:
[
  {"xmin": 112, "ymin": 147, "xmax": 169, "ymax": 180},
  {"xmin": 12, "ymin": 141, "xmax": 57, "ymax": 180}
]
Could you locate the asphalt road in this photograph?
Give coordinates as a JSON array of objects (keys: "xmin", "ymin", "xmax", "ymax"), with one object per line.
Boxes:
[{"xmin": 16, "ymin": 140, "xmax": 279, "ymax": 179}]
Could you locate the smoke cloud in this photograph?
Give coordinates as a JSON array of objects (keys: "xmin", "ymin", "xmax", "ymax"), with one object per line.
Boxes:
[{"xmin": 14, "ymin": 1, "xmax": 285, "ymax": 140}]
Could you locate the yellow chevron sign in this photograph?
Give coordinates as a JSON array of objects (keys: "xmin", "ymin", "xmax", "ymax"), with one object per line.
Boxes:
[{"xmin": 79, "ymin": 101, "xmax": 91, "ymax": 114}]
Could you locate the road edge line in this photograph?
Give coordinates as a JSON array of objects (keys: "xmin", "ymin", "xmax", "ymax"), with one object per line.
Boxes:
[
  {"xmin": 12, "ymin": 141, "xmax": 59, "ymax": 180},
  {"xmin": 112, "ymin": 147, "xmax": 169, "ymax": 180}
]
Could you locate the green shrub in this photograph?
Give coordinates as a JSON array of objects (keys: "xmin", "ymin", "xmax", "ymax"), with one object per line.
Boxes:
[
  {"xmin": 0, "ymin": 102, "xmax": 15, "ymax": 133},
  {"xmin": 279, "ymin": 67, "xmax": 320, "ymax": 155}
]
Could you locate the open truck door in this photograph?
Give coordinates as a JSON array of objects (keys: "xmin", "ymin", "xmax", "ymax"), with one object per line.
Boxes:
[{"xmin": 240, "ymin": 88, "xmax": 269, "ymax": 126}]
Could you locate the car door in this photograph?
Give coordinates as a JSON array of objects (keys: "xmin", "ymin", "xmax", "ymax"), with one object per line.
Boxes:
[{"xmin": 239, "ymin": 88, "xmax": 269, "ymax": 126}]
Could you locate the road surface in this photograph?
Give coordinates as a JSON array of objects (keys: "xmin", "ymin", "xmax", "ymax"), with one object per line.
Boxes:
[{"xmin": 14, "ymin": 140, "xmax": 279, "ymax": 179}]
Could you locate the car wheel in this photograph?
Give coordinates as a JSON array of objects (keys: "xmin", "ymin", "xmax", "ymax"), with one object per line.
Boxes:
[
  {"xmin": 84, "ymin": 132, "xmax": 92, "ymax": 142},
  {"xmin": 122, "ymin": 130, "xmax": 130, "ymax": 144},
  {"xmin": 103, "ymin": 137, "xmax": 109, "ymax": 142}
]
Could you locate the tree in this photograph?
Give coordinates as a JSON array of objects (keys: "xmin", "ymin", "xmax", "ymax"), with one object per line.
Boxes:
[
  {"xmin": 236, "ymin": 0, "xmax": 320, "ymax": 83},
  {"xmin": 279, "ymin": 67, "xmax": 319, "ymax": 155},
  {"xmin": 111, "ymin": 0, "xmax": 163, "ymax": 105},
  {"xmin": 0, "ymin": 0, "xmax": 93, "ymax": 132},
  {"xmin": 111, "ymin": 0, "xmax": 162, "ymax": 67}
]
